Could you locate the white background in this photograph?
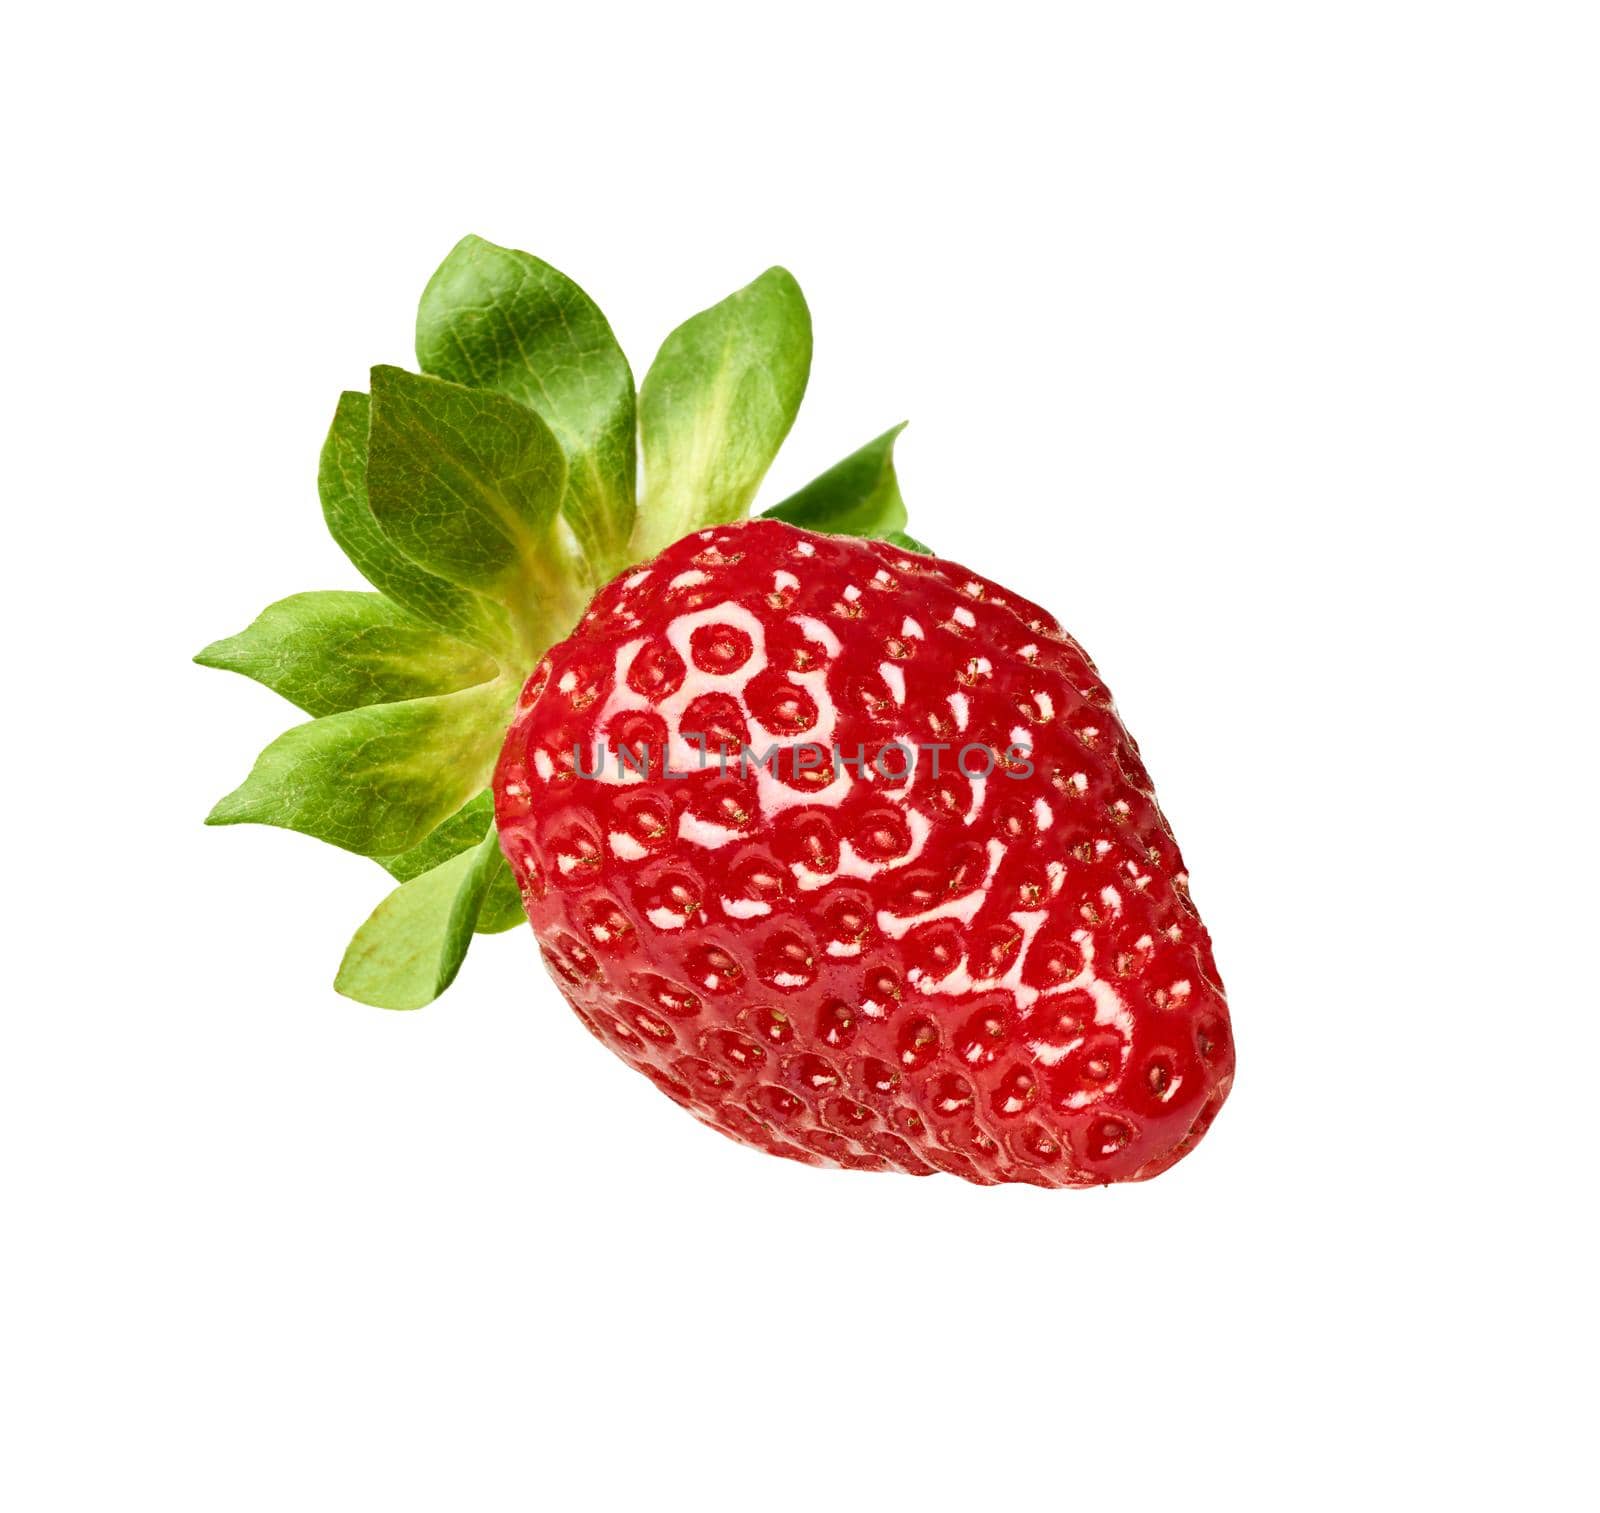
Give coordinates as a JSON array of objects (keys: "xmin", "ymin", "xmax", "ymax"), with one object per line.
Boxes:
[{"xmin": 4, "ymin": 4, "xmax": 1596, "ymax": 1508}]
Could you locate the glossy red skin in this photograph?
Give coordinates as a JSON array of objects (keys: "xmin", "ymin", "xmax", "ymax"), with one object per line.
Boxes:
[{"xmin": 494, "ymin": 521, "xmax": 1233, "ymax": 1185}]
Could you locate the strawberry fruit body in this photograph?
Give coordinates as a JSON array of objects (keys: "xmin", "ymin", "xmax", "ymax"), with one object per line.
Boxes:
[{"xmin": 494, "ymin": 520, "xmax": 1233, "ymax": 1185}]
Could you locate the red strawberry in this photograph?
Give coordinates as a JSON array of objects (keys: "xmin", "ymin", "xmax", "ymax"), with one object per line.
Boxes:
[
  {"xmin": 200, "ymin": 238, "xmax": 1233, "ymax": 1187},
  {"xmin": 494, "ymin": 519, "xmax": 1233, "ymax": 1185}
]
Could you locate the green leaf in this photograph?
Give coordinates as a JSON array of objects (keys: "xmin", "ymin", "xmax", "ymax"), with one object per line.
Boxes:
[
  {"xmin": 761, "ymin": 423, "xmax": 908, "ymax": 540},
  {"xmin": 884, "ymin": 529, "xmax": 932, "ymax": 555},
  {"xmin": 319, "ymin": 391, "xmax": 511, "ymax": 655},
  {"xmin": 205, "ymin": 680, "xmax": 515, "ymax": 858},
  {"xmin": 194, "ymin": 591, "xmax": 498, "ymax": 718},
  {"xmin": 633, "ymin": 267, "xmax": 812, "ymax": 557},
  {"xmin": 366, "ymin": 366, "xmax": 587, "ymax": 659},
  {"xmin": 417, "ymin": 235, "xmax": 637, "ymax": 580},
  {"xmin": 335, "ymin": 821, "xmax": 508, "ymax": 1009}
]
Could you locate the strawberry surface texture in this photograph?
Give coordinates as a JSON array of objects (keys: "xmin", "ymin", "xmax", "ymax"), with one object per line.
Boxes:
[{"xmin": 494, "ymin": 520, "xmax": 1233, "ymax": 1185}]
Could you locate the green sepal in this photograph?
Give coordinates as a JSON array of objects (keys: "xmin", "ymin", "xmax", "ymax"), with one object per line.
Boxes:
[
  {"xmin": 762, "ymin": 423, "xmax": 908, "ymax": 540},
  {"xmin": 335, "ymin": 820, "xmax": 511, "ymax": 1010},
  {"xmin": 366, "ymin": 366, "xmax": 588, "ymax": 661},
  {"xmin": 194, "ymin": 590, "xmax": 497, "ymax": 718},
  {"xmin": 205, "ymin": 680, "xmax": 515, "ymax": 858},
  {"xmin": 633, "ymin": 267, "xmax": 812, "ymax": 557},
  {"xmin": 318, "ymin": 391, "xmax": 510, "ymax": 655},
  {"xmin": 884, "ymin": 529, "xmax": 932, "ymax": 555},
  {"xmin": 417, "ymin": 235, "xmax": 637, "ymax": 581}
]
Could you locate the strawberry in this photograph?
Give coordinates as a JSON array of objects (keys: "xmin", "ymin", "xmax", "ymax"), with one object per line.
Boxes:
[
  {"xmin": 493, "ymin": 521, "xmax": 1232, "ymax": 1185},
  {"xmin": 199, "ymin": 235, "xmax": 1232, "ymax": 1187}
]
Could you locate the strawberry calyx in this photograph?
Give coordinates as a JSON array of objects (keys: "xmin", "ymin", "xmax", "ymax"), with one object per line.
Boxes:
[{"xmin": 197, "ymin": 235, "xmax": 922, "ymax": 1008}]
